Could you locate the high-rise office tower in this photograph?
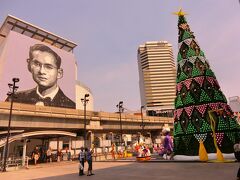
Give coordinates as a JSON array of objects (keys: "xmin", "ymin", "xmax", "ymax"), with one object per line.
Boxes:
[{"xmin": 138, "ymin": 41, "xmax": 176, "ymax": 115}]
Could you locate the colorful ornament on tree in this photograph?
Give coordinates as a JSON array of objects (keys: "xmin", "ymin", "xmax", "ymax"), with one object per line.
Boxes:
[
  {"xmin": 225, "ymin": 132, "xmax": 235, "ymax": 143},
  {"xmin": 200, "ymin": 120, "xmax": 212, "ymax": 132},
  {"xmin": 199, "ymin": 90, "xmax": 211, "ymax": 102},
  {"xmin": 194, "ymin": 133, "xmax": 207, "ymax": 142},
  {"xmin": 217, "ymin": 116, "xmax": 229, "ymax": 131},
  {"xmin": 174, "ymin": 122, "xmax": 184, "ymax": 135},
  {"xmin": 215, "ymin": 133, "xmax": 224, "ymax": 147},
  {"xmin": 182, "ymin": 135, "xmax": 192, "ymax": 147},
  {"xmin": 177, "ymin": 108, "xmax": 184, "ymax": 119},
  {"xmin": 191, "ymin": 66, "xmax": 201, "ymax": 77},
  {"xmin": 184, "ymin": 92, "xmax": 195, "ymax": 105},
  {"xmin": 184, "ymin": 106, "xmax": 194, "ymax": 118},
  {"xmin": 214, "ymin": 90, "xmax": 224, "ymax": 101},
  {"xmin": 194, "ymin": 76, "xmax": 204, "ymax": 87},
  {"xmin": 186, "ymin": 121, "xmax": 197, "ymax": 134},
  {"xmin": 184, "ymin": 79, "xmax": 192, "ymax": 90},
  {"xmin": 175, "ymin": 95, "xmax": 184, "ymax": 108}
]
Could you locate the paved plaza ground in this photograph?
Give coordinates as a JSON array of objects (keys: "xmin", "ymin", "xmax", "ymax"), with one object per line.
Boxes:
[{"xmin": 0, "ymin": 160, "xmax": 239, "ymax": 180}]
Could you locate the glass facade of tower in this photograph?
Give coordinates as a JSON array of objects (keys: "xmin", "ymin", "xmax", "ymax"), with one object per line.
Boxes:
[{"xmin": 138, "ymin": 41, "xmax": 176, "ymax": 116}]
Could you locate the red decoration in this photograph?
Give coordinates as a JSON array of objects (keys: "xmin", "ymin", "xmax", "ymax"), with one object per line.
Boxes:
[
  {"xmin": 177, "ymin": 108, "xmax": 184, "ymax": 119},
  {"xmin": 177, "ymin": 82, "xmax": 183, "ymax": 92},
  {"xmin": 184, "ymin": 79, "xmax": 193, "ymax": 90},
  {"xmin": 194, "ymin": 76, "xmax": 204, "ymax": 87},
  {"xmin": 206, "ymin": 77, "xmax": 215, "ymax": 86},
  {"xmin": 216, "ymin": 133, "xmax": 224, "ymax": 147},
  {"xmin": 184, "ymin": 106, "xmax": 194, "ymax": 117},
  {"xmin": 209, "ymin": 103, "xmax": 219, "ymax": 110},
  {"xmin": 196, "ymin": 104, "xmax": 207, "ymax": 117}
]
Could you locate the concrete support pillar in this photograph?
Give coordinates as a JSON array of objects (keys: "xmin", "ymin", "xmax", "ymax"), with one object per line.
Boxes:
[
  {"xmin": 22, "ymin": 139, "xmax": 27, "ymax": 166},
  {"xmin": 101, "ymin": 133, "xmax": 107, "ymax": 154},
  {"xmin": 69, "ymin": 138, "xmax": 72, "ymax": 150},
  {"xmin": 109, "ymin": 132, "xmax": 114, "ymax": 144},
  {"xmin": 72, "ymin": 139, "xmax": 76, "ymax": 155},
  {"xmin": 57, "ymin": 137, "xmax": 59, "ymax": 150},
  {"xmin": 123, "ymin": 134, "xmax": 127, "ymax": 147},
  {"xmin": 102, "ymin": 133, "xmax": 108, "ymax": 159},
  {"xmin": 101, "ymin": 133, "xmax": 106, "ymax": 147},
  {"xmin": 2, "ymin": 143, "xmax": 6, "ymax": 163},
  {"xmin": 90, "ymin": 132, "xmax": 94, "ymax": 148},
  {"xmin": 146, "ymin": 132, "xmax": 152, "ymax": 146},
  {"xmin": 41, "ymin": 139, "xmax": 44, "ymax": 147},
  {"xmin": 137, "ymin": 132, "xmax": 141, "ymax": 143},
  {"xmin": 86, "ymin": 131, "xmax": 91, "ymax": 148}
]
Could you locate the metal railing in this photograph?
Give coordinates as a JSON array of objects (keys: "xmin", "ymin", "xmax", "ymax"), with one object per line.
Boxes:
[{"xmin": 0, "ymin": 156, "xmax": 29, "ymax": 171}]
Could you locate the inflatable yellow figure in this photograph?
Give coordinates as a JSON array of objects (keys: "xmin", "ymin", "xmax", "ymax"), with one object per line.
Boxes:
[
  {"xmin": 208, "ymin": 110, "xmax": 224, "ymax": 162},
  {"xmin": 199, "ymin": 139, "xmax": 208, "ymax": 161}
]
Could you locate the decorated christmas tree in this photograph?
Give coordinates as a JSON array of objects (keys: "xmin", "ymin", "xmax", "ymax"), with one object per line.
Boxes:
[{"xmin": 173, "ymin": 9, "xmax": 240, "ymax": 157}]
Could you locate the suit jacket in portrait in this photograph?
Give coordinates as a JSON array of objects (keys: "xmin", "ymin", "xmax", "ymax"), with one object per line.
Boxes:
[{"xmin": 6, "ymin": 87, "xmax": 76, "ymax": 109}]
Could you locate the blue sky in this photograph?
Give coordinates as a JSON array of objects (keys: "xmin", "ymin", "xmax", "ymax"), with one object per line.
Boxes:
[{"xmin": 1, "ymin": 0, "xmax": 240, "ymax": 112}]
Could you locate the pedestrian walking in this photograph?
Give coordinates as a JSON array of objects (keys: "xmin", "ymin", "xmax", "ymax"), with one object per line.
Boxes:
[
  {"xmin": 85, "ymin": 148, "xmax": 94, "ymax": 176},
  {"xmin": 159, "ymin": 128, "xmax": 174, "ymax": 160},
  {"xmin": 41, "ymin": 147, "xmax": 47, "ymax": 163},
  {"xmin": 67, "ymin": 149, "xmax": 71, "ymax": 161},
  {"xmin": 78, "ymin": 147, "xmax": 85, "ymax": 176},
  {"xmin": 32, "ymin": 146, "xmax": 40, "ymax": 165},
  {"xmin": 57, "ymin": 149, "xmax": 62, "ymax": 162},
  {"xmin": 103, "ymin": 146, "xmax": 108, "ymax": 160},
  {"xmin": 46, "ymin": 147, "xmax": 52, "ymax": 163},
  {"xmin": 110, "ymin": 143, "xmax": 116, "ymax": 160}
]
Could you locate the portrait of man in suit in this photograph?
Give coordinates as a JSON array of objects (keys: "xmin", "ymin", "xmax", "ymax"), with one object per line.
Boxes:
[{"xmin": 6, "ymin": 44, "xmax": 76, "ymax": 109}]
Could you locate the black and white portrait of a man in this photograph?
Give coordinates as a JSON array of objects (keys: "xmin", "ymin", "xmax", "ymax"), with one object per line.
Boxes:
[{"xmin": 6, "ymin": 44, "xmax": 76, "ymax": 109}]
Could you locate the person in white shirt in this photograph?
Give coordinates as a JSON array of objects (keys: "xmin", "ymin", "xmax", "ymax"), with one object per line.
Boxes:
[{"xmin": 78, "ymin": 147, "xmax": 85, "ymax": 176}]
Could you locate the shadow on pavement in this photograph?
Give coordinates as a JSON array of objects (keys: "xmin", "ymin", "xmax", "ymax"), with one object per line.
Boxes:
[{"xmin": 32, "ymin": 162, "xmax": 239, "ymax": 180}]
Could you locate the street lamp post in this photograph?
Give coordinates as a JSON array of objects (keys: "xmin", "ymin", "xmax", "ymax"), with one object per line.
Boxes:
[
  {"xmin": 2, "ymin": 78, "xmax": 19, "ymax": 172},
  {"xmin": 116, "ymin": 101, "xmax": 123, "ymax": 145},
  {"xmin": 140, "ymin": 106, "xmax": 145, "ymax": 136},
  {"xmin": 81, "ymin": 94, "xmax": 89, "ymax": 148}
]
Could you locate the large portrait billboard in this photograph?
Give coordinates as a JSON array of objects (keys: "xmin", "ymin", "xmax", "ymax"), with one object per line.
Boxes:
[{"xmin": 0, "ymin": 31, "xmax": 76, "ymax": 109}]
